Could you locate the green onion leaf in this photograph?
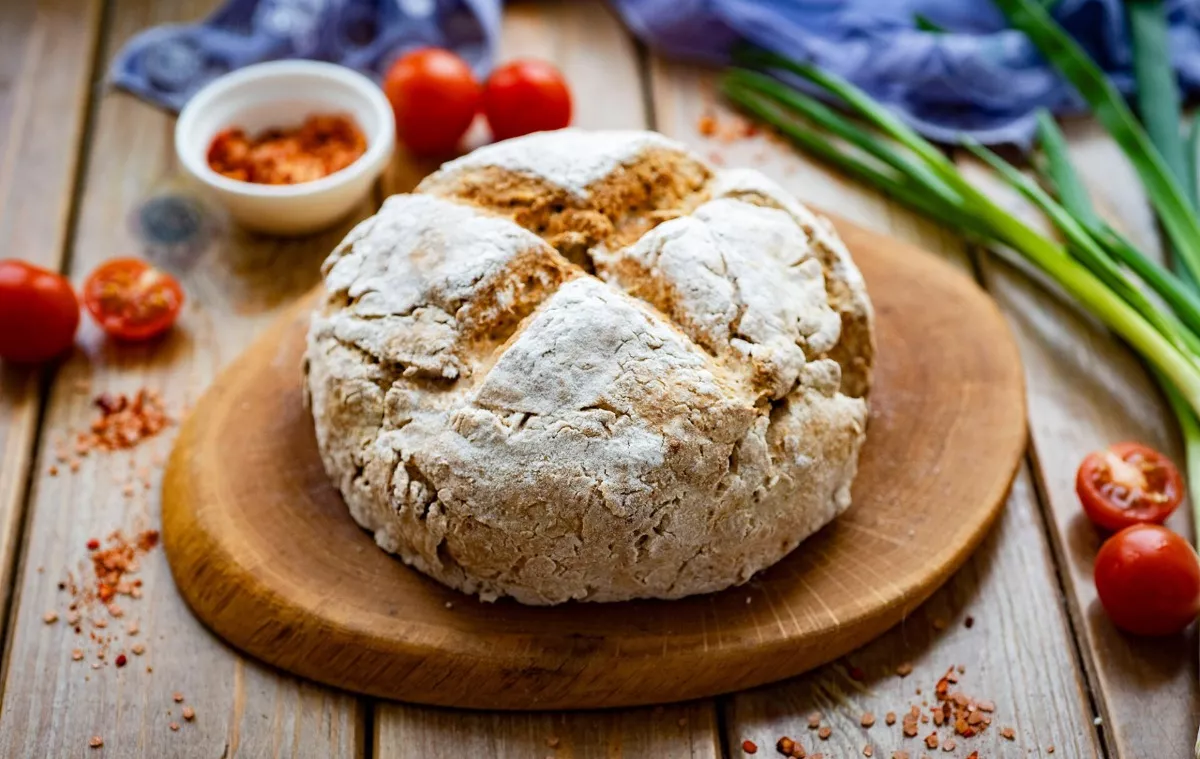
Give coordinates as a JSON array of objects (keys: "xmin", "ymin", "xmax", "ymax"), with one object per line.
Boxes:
[{"xmin": 994, "ymin": 0, "xmax": 1200, "ymax": 284}]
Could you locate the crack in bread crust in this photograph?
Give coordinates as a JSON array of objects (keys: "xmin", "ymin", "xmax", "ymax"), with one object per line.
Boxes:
[{"xmin": 306, "ymin": 130, "xmax": 874, "ymax": 605}]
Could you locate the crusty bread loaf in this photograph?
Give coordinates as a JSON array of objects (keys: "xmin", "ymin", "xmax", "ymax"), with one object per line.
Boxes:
[{"xmin": 304, "ymin": 129, "xmax": 874, "ymax": 605}]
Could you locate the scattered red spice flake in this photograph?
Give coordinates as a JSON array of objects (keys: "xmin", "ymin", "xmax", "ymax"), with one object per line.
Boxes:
[
  {"xmin": 885, "ymin": 712, "xmax": 896, "ymax": 726},
  {"xmin": 964, "ymin": 616, "xmax": 974, "ymax": 628},
  {"xmin": 895, "ymin": 662, "xmax": 913, "ymax": 677},
  {"xmin": 965, "ymin": 753, "xmax": 978, "ymax": 759},
  {"xmin": 169, "ymin": 722, "xmax": 180, "ymax": 732},
  {"xmin": 941, "ymin": 738, "xmax": 955, "ymax": 752},
  {"xmin": 860, "ymin": 712, "xmax": 875, "ymax": 728},
  {"xmin": 88, "ymin": 736, "xmax": 103, "ymax": 748},
  {"xmin": 172, "ymin": 692, "xmax": 184, "ymax": 703},
  {"xmin": 742, "ymin": 739, "xmax": 758, "ymax": 754},
  {"xmin": 1047, "ymin": 745, "xmax": 1055, "ymax": 754},
  {"xmin": 78, "ymin": 391, "xmax": 170, "ymax": 453},
  {"xmin": 863, "ymin": 745, "xmax": 873, "ymax": 757},
  {"xmin": 817, "ymin": 727, "xmax": 832, "ymax": 741},
  {"xmin": 999, "ymin": 727, "xmax": 1015, "ymax": 741},
  {"xmin": 892, "ymin": 753, "xmax": 909, "ymax": 759},
  {"xmin": 975, "ymin": 699, "xmax": 995, "ymax": 713},
  {"xmin": 115, "ymin": 654, "xmax": 127, "ymax": 668},
  {"xmin": 43, "ymin": 611, "xmax": 58, "ymax": 624},
  {"xmin": 131, "ymin": 643, "xmax": 146, "ymax": 656},
  {"xmin": 86, "ymin": 538, "xmax": 100, "ymax": 551},
  {"xmin": 182, "ymin": 706, "xmax": 195, "ymax": 721},
  {"xmin": 71, "ymin": 649, "xmax": 84, "ymax": 661},
  {"xmin": 697, "ymin": 114, "xmax": 717, "ymax": 137},
  {"xmin": 923, "ymin": 733, "xmax": 938, "ymax": 750},
  {"xmin": 776, "ymin": 736, "xmax": 805, "ymax": 758},
  {"xmin": 48, "ymin": 465, "xmax": 59, "ymax": 477},
  {"xmin": 847, "ymin": 664, "xmax": 866, "ymax": 682},
  {"xmin": 807, "ymin": 712, "xmax": 821, "ymax": 730}
]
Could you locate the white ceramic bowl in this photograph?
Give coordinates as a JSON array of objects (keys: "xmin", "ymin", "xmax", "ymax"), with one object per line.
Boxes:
[{"xmin": 175, "ymin": 60, "xmax": 394, "ymax": 236}]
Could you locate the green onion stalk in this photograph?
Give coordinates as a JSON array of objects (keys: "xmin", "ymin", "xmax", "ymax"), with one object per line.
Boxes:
[{"xmin": 722, "ymin": 58, "xmax": 1200, "ymax": 424}]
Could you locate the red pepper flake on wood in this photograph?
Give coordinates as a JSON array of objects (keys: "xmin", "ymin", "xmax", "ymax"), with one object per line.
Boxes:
[
  {"xmin": 776, "ymin": 736, "xmax": 805, "ymax": 758},
  {"xmin": 999, "ymin": 727, "xmax": 1015, "ymax": 741},
  {"xmin": 863, "ymin": 745, "xmax": 873, "ymax": 757},
  {"xmin": 88, "ymin": 736, "xmax": 103, "ymax": 748},
  {"xmin": 817, "ymin": 727, "xmax": 832, "ymax": 741},
  {"xmin": 182, "ymin": 706, "xmax": 195, "ymax": 721},
  {"xmin": 807, "ymin": 712, "xmax": 822, "ymax": 730},
  {"xmin": 169, "ymin": 722, "xmax": 180, "ymax": 732},
  {"xmin": 885, "ymin": 712, "xmax": 896, "ymax": 726},
  {"xmin": 895, "ymin": 662, "xmax": 913, "ymax": 677},
  {"xmin": 115, "ymin": 654, "xmax": 127, "ymax": 668},
  {"xmin": 861, "ymin": 712, "xmax": 875, "ymax": 728},
  {"xmin": 79, "ymin": 391, "xmax": 170, "ymax": 453},
  {"xmin": 742, "ymin": 739, "xmax": 759, "ymax": 754},
  {"xmin": 924, "ymin": 733, "xmax": 938, "ymax": 750},
  {"xmin": 891, "ymin": 753, "xmax": 909, "ymax": 759}
]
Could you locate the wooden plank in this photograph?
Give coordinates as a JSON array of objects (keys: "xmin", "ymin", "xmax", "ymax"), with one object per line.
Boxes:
[
  {"xmin": 374, "ymin": 1, "xmax": 717, "ymax": 755},
  {"xmin": 0, "ymin": 0, "xmax": 104, "ymax": 634},
  {"xmin": 377, "ymin": 704, "xmax": 720, "ymax": 759},
  {"xmin": 650, "ymin": 60, "xmax": 1103, "ymax": 759},
  {"xmin": 0, "ymin": 0, "xmax": 365, "ymax": 756},
  {"xmin": 963, "ymin": 118, "xmax": 1200, "ymax": 758}
]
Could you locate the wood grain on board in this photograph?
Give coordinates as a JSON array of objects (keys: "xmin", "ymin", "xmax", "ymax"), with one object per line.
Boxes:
[
  {"xmin": 375, "ymin": 2, "xmax": 719, "ymax": 754},
  {"xmin": 649, "ymin": 60, "xmax": 1103, "ymax": 758},
  {"xmin": 0, "ymin": 0, "xmax": 104, "ymax": 630},
  {"xmin": 0, "ymin": 0, "xmax": 365, "ymax": 756},
  {"xmin": 962, "ymin": 119, "xmax": 1200, "ymax": 759}
]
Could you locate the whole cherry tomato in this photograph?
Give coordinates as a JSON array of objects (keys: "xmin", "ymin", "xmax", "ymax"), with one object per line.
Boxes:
[
  {"xmin": 83, "ymin": 258, "xmax": 184, "ymax": 342},
  {"xmin": 483, "ymin": 59, "xmax": 572, "ymax": 141},
  {"xmin": 1076, "ymin": 442, "xmax": 1184, "ymax": 532},
  {"xmin": 0, "ymin": 259, "xmax": 80, "ymax": 364},
  {"xmin": 383, "ymin": 47, "xmax": 482, "ymax": 156},
  {"xmin": 1094, "ymin": 524, "xmax": 1200, "ymax": 636}
]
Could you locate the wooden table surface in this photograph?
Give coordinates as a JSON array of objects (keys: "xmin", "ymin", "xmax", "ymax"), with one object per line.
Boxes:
[{"xmin": 0, "ymin": 1, "xmax": 1193, "ymax": 757}]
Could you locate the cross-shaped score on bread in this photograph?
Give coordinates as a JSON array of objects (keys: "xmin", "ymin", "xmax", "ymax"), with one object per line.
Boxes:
[{"xmin": 304, "ymin": 129, "xmax": 874, "ymax": 605}]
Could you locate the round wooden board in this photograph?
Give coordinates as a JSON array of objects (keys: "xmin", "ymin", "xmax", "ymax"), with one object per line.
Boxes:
[{"xmin": 162, "ymin": 214, "xmax": 1026, "ymax": 710}]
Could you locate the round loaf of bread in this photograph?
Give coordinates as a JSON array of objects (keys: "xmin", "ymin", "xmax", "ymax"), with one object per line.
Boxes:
[{"xmin": 304, "ymin": 129, "xmax": 874, "ymax": 605}]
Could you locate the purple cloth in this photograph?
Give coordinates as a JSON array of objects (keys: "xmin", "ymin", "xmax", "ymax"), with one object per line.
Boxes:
[
  {"xmin": 110, "ymin": 0, "xmax": 1200, "ymax": 145},
  {"xmin": 611, "ymin": 0, "xmax": 1200, "ymax": 145}
]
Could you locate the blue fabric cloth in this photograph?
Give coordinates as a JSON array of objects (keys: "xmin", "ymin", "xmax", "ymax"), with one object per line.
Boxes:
[
  {"xmin": 110, "ymin": 0, "xmax": 500, "ymax": 112},
  {"xmin": 612, "ymin": 0, "xmax": 1200, "ymax": 145},
  {"xmin": 111, "ymin": 0, "xmax": 1200, "ymax": 145}
]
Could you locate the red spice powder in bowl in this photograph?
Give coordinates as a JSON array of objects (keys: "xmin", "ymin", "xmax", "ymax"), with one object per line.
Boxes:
[{"xmin": 175, "ymin": 61, "xmax": 395, "ymax": 236}]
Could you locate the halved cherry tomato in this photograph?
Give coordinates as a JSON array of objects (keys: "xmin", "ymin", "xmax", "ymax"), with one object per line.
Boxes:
[
  {"xmin": 1075, "ymin": 442, "xmax": 1183, "ymax": 532},
  {"xmin": 0, "ymin": 259, "xmax": 79, "ymax": 363},
  {"xmin": 83, "ymin": 258, "xmax": 184, "ymax": 342},
  {"xmin": 483, "ymin": 59, "xmax": 572, "ymax": 141},
  {"xmin": 1095, "ymin": 523, "xmax": 1200, "ymax": 636},
  {"xmin": 383, "ymin": 47, "xmax": 482, "ymax": 156}
]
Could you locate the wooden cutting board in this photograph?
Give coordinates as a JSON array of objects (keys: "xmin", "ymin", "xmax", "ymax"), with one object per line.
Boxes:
[{"xmin": 162, "ymin": 215, "xmax": 1026, "ymax": 710}]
